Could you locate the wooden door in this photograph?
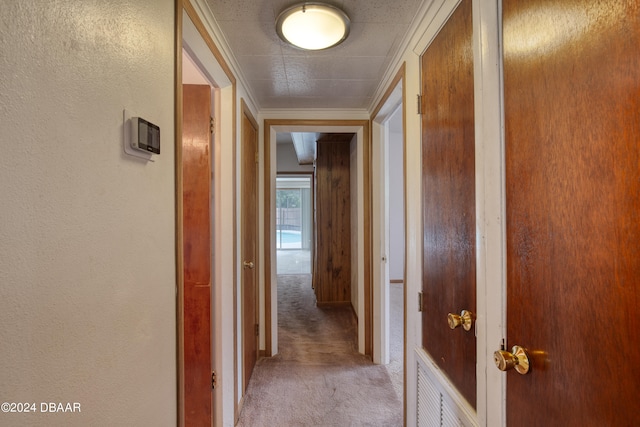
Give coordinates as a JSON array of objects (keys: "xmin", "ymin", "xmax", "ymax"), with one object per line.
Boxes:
[
  {"xmin": 182, "ymin": 84, "xmax": 213, "ymax": 425},
  {"xmin": 503, "ymin": 0, "xmax": 640, "ymax": 423},
  {"xmin": 420, "ymin": 0, "xmax": 476, "ymax": 408},
  {"xmin": 241, "ymin": 101, "xmax": 259, "ymax": 392}
]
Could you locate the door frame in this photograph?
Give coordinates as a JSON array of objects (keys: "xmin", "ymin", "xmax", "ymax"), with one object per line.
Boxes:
[
  {"xmin": 371, "ymin": 64, "xmax": 407, "ymax": 417},
  {"xmin": 176, "ymin": 1, "xmax": 238, "ymax": 426},
  {"xmin": 240, "ymin": 99, "xmax": 259, "ymax": 393},
  {"xmin": 404, "ymin": 0, "xmax": 506, "ymax": 425},
  {"xmin": 371, "ymin": 64, "xmax": 406, "ymax": 363},
  {"xmin": 470, "ymin": 0, "xmax": 506, "ymax": 425},
  {"xmin": 263, "ymin": 119, "xmax": 371, "ymax": 357}
]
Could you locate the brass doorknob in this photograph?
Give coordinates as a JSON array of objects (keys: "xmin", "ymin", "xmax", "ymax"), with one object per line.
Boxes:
[
  {"xmin": 447, "ymin": 310, "xmax": 474, "ymax": 331},
  {"xmin": 494, "ymin": 345, "xmax": 530, "ymax": 375},
  {"xmin": 243, "ymin": 261, "xmax": 254, "ymax": 269}
]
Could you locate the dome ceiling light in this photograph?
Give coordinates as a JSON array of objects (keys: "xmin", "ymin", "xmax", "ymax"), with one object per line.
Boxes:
[{"xmin": 276, "ymin": 2, "xmax": 351, "ymax": 50}]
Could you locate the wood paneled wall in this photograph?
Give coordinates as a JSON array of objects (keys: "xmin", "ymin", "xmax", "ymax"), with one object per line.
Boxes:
[{"xmin": 314, "ymin": 134, "xmax": 352, "ymax": 304}]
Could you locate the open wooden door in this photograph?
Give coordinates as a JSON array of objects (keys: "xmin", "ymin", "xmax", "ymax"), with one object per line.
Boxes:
[
  {"xmin": 420, "ymin": 0, "xmax": 476, "ymax": 408},
  {"xmin": 182, "ymin": 84, "xmax": 213, "ymax": 425},
  {"xmin": 241, "ymin": 100, "xmax": 259, "ymax": 393},
  {"xmin": 502, "ymin": 0, "xmax": 640, "ymax": 423}
]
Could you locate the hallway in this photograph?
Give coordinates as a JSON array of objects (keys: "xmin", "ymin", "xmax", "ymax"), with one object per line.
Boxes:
[{"xmin": 236, "ymin": 274, "xmax": 402, "ymax": 426}]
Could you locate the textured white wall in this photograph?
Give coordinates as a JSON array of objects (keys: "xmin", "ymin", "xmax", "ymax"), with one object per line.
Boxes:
[
  {"xmin": 276, "ymin": 142, "xmax": 314, "ymax": 173},
  {"xmin": 388, "ymin": 127, "xmax": 405, "ymax": 281},
  {"xmin": 0, "ymin": 1, "xmax": 176, "ymax": 426}
]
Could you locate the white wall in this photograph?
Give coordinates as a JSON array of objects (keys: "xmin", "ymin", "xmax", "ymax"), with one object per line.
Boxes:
[
  {"xmin": 276, "ymin": 142, "xmax": 314, "ymax": 173},
  {"xmin": 0, "ymin": 1, "xmax": 176, "ymax": 425},
  {"xmin": 388, "ymin": 126, "xmax": 405, "ymax": 282}
]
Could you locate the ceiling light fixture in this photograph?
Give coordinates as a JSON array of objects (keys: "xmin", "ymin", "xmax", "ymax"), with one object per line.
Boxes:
[{"xmin": 276, "ymin": 2, "xmax": 351, "ymax": 51}]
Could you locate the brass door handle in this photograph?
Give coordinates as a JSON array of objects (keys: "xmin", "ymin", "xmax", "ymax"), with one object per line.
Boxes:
[
  {"xmin": 243, "ymin": 261, "xmax": 254, "ymax": 269},
  {"xmin": 494, "ymin": 345, "xmax": 530, "ymax": 375},
  {"xmin": 447, "ymin": 310, "xmax": 474, "ymax": 331}
]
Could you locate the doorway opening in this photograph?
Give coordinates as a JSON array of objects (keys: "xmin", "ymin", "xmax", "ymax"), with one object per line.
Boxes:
[
  {"xmin": 276, "ymin": 175, "xmax": 312, "ymax": 275},
  {"xmin": 371, "ymin": 64, "xmax": 407, "ymax": 412},
  {"xmin": 178, "ymin": 4, "xmax": 237, "ymax": 426},
  {"xmin": 383, "ymin": 104, "xmax": 405, "ymax": 400},
  {"xmin": 264, "ymin": 120, "xmax": 371, "ymax": 357}
]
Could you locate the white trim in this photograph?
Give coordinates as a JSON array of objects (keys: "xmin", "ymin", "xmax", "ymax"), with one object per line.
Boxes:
[
  {"xmin": 371, "ymin": 120, "xmax": 388, "ymax": 364},
  {"xmin": 412, "ymin": 0, "xmax": 462, "ymax": 56},
  {"xmin": 371, "ymin": 84, "xmax": 404, "ymax": 365},
  {"xmin": 268, "ymin": 126, "xmax": 279, "ymax": 356},
  {"xmin": 472, "ymin": 0, "xmax": 507, "ymax": 425},
  {"xmin": 182, "ymin": 9, "xmax": 231, "ymax": 88},
  {"xmin": 402, "ymin": 58, "xmax": 422, "ymax": 427},
  {"xmin": 190, "ymin": 0, "xmax": 260, "ymax": 110},
  {"xmin": 182, "ymin": 9, "xmax": 236, "ymax": 426},
  {"xmin": 260, "ymin": 109, "xmax": 370, "ymax": 121},
  {"xmin": 267, "ymin": 123, "xmax": 368, "ymax": 356},
  {"xmin": 369, "ymin": 0, "xmax": 443, "ymax": 112}
]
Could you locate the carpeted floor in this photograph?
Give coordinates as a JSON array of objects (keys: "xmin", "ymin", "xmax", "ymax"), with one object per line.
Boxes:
[
  {"xmin": 236, "ymin": 274, "xmax": 403, "ymax": 426},
  {"xmin": 387, "ymin": 281, "xmax": 404, "ymax": 401}
]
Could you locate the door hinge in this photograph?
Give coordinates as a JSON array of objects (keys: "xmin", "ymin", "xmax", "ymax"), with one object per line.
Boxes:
[
  {"xmin": 255, "ymin": 323, "xmax": 259, "ymax": 336},
  {"xmin": 417, "ymin": 94, "xmax": 422, "ymax": 115},
  {"xmin": 418, "ymin": 291, "xmax": 425, "ymax": 312},
  {"xmin": 211, "ymin": 370, "xmax": 216, "ymax": 390},
  {"xmin": 255, "ymin": 151, "xmax": 259, "ymax": 164},
  {"xmin": 210, "ymin": 117, "xmax": 215, "ymax": 134}
]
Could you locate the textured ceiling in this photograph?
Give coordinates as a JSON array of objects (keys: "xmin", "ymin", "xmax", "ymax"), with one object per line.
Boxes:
[{"xmin": 204, "ymin": 0, "xmax": 422, "ymax": 109}]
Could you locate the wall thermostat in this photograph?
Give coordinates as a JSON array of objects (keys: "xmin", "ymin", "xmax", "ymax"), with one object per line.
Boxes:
[{"xmin": 130, "ymin": 117, "xmax": 160, "ymax": 154}]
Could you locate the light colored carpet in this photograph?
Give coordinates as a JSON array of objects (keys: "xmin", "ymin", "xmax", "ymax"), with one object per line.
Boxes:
[
  {"xmin": 386, "ymin": 282, "xmax": 404, "ymax": 401},
  {"xmin": 236, "ymin": 274, "xmax": 403, "ymax": 426},
  {"xmin": 277, "ymin": 249, "xmax": 311, "ymax": 275}
]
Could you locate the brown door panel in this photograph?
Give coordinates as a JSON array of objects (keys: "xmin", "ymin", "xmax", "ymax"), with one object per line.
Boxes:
[
  {"xmin": 504, "ymin": 0, "xmax": 640, "ymax": 423},
  {"xmin": 182, "ymin": 84, "xmax": 213, "ymax": 425},
  {"xmin": 421, "ymin": 0, "xmax": 476, "ymax": 408}
]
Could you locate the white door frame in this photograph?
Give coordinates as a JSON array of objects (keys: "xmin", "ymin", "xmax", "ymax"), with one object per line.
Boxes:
[
  {"xmin": 182, "ymin": 6, "xmax": 236, "ymax": 427},
  {"xmin": 402, "ymin": 0, "xmax": 506, "ymax": 424},
  {"xmin": 371, "ymin": 84, "xmax": 403, "ymax": 365},
  {"xmin": 264, "ymin": 121, "xmax": 368, "ymax": 356},
  {"xmin": 471, "ymin": 0, "xmax": 507, "ymax": 424}
]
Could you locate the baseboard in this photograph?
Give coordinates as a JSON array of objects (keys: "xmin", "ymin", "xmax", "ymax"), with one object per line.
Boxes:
[
  {"xmin": 259, "ymin": 349, "xmax": 267, "ymax": 358},
  {"xmin": 316, "ymin": 301, "xmax": 352, "ymax": 308},
  {"xmin": 315, "ymin": 301, "xmax": 357, "ymax": 322},
  {"xmin": 236, "ymin": 395, "xmax": 245, "ymax": 424}
]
